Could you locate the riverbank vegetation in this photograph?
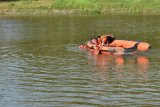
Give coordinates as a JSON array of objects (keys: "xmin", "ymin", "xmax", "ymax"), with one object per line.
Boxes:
[
  {"xmin": 1, "ymin": 0, "xmax": 160, "ymax": 15},
  {"xmin": 0, "ymin": 0, "xmax": 54, "ymax": 15}
]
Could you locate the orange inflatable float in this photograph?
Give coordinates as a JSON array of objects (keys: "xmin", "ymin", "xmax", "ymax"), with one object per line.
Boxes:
[
  {"xmin": 109, "ymin": 40, "xmax": 151, "ymax": 52},
  {"xmin": 80, "ymin": 38, "xmax": 151, "ymax": 55}
]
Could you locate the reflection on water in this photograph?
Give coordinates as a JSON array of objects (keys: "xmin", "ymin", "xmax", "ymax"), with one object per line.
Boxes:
[
  {"xmin": 86, "ymin": 50, "xmax": 149, "ymax": 79},
  {"xmin": 0, "ymin": 15, "xmax": 160, "ymax": 107}
]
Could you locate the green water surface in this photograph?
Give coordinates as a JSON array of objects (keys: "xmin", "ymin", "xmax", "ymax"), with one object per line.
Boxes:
[{"xmin": 0, "ymin": 15, "xmax": 160, "ymax": 107}]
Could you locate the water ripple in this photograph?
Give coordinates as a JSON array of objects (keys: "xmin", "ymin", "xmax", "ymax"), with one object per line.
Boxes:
[{"xmin": 0, "ymin": 28, "xmax": 160, "ymax": 107}]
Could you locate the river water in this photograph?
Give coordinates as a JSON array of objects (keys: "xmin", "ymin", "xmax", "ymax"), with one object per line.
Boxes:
[{"xmin": 0, "ymin": 15, "xmax": 160, "ymax": 107}]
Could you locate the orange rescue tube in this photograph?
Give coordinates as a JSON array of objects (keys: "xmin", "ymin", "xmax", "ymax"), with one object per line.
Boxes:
[
  {"xmin": 101, "ymin": 46, "xmax": 125, "ymax": 53},
  {"xmin": 109, "ymin": 40, "xmax": 151, "ymax": 52}
]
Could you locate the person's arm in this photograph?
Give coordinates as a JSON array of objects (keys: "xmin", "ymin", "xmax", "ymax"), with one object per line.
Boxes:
[
  {"xmin": 96, "ymin": 39, "xmax": 104, "ymax": 54},
  {"xmin": 101, "ymin": 37, "xmax": 108, "ymax": 46}
]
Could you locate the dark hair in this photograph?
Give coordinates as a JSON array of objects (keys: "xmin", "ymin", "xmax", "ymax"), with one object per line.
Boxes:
[
  {"xmin": 107, "ymin": 36, "xmax": 115, "ymax": 44},
  {"xmin": 90, "ymin": 38, "xmax": 93, "ymax": 40},
  {"xmin": 96, "ymin": 36, "xmax": 100, "ymax": 39}
]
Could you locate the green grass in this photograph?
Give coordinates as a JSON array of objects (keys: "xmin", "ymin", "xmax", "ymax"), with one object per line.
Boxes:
[
  {"xmin": 0, "ymin": 0, "xmax": 53, "ymax": 15},
  {"xmin": 1, "ymin": 0, "xmax": 160, "ymax": 15},
  {"xmin": 53, "ymin": 0, "xmax": 160, "ymax": 14}
]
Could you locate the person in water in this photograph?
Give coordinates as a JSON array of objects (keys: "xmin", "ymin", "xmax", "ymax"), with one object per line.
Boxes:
[
  {"xmin": 87, "ymin": 34, "xmax": 115, "ymax": 51},
  {"xmin": 96, "ymin": 34, "xmax": 115, "ymax": 47},
  {"xmin": 97, "ymin": 34, "xmax": 138, "ymax": 53},
  {"xmin": 87, "ymin": 38, "xmax": 99, "ymax": 50}
]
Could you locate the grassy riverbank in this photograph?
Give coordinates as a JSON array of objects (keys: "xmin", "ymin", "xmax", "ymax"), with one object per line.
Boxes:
[{"xmin": 1, "ymin": 0, "xmax": 160, "ymax": 15}]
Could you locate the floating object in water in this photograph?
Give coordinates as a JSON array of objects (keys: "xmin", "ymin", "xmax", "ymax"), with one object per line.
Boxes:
[
  {"xmin": 109, "ymin": 40, "xmax": 151, "ymax": 52},
  {"xmin": 80, "ymin": 44, "xmax": 135, "ymax": 55},
  {"xmin": 80, "ymin": 39, "xmax": 151, "ymax": 55}
]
